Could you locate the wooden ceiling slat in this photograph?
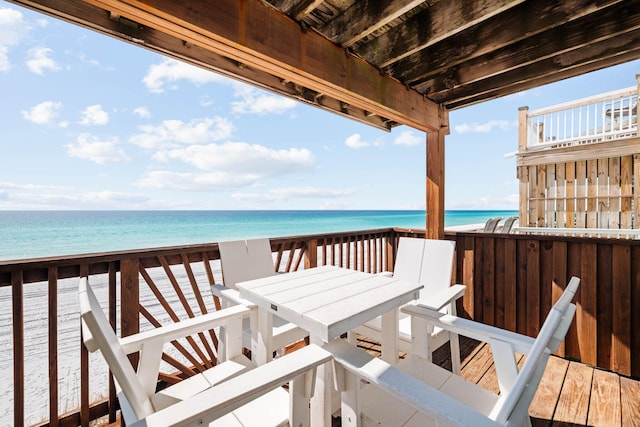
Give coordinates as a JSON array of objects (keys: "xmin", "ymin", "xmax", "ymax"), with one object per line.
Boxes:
[
  {"xmin": 418, "ymin": 1, "xmax": 640, "ymax": 101},
  {"xmin": 357, "ymin": 0, "xmax": 525, "ymax": 69},
  {"xmin": 436, "ymin": 38, "xmax": 640, "ymax": 109},
  {"xmin": 320, "ymin": 0, "xmax": 426, "ymax": 47},
  {"xmin": 388, "ymin": 0, "xmax": 625, "ymax": 85}
]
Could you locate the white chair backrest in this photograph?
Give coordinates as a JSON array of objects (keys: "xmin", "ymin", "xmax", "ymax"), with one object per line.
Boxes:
[
  {"xmin": 393, "ymin": 237, "xmax": 426, "ymax": 284},
  {"xmin": 419, "ymin": 239, "xmax": 456, "ymax": 300},
  {"xmin": 219, "ymin": 238, "xmax": 275, "ymax": 289},
  {"xmin": 78, "ymin": 277, "xmax": 155, "ymax": 421},
  {"xmin": 394, "ymin": 237, "xmax": 456, "ymax": 304},
  {"xmin": 493, "ymin": 276, "xmax": 580, "ymax": 425}
]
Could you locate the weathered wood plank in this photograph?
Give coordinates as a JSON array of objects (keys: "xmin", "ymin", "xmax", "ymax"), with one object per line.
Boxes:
[
  {"xmin": 503, "ymin": 238, "xmax": 517, "ymax": 333},
  {"xmin": 620, "ymin": 375, "xmax": 640, "ymax": 426},
  {"xmin": 587, "ymin": 159, "xmax": 598, "ymax": 228},
  {"xmin": 551, "ymin": 361, "xmax": 593, "ymax": 426},
  {"xmin": 609, "ymin": 156, "xmax": 621, "ymax": 229},
  {"xmin": 576, "ymin": 160, "xmax": 587, "ymax": 228},
  {"xmin": 597, "ymin": 158, "xmax": 609, "ymax": 228},
  {"xmin": 551, "ymin": 242, "xmax": 568, "ymax": 357},
  {"xmin": 564, "ymin": 242, "xmax": 582, "ymax": 360},
  {"xmin": 494, "ymin": 238, "xmax": 506, "ymax": 329},
  {"xmin": 482, "ymin": 237, "xmax": 496, "ymax": 326},
  {"xmin": 596, "ymin": 243, "xmax": 613, "ymax": 369},
  {"xmin": 565, "ymin": 162, "xmax": 576, "ymax": 228},
  {"xmin": 460, "ymin": 342, "xmax": 494, "ymax": 385},
  {"xmin": 587, "ymin": 368, "xmax": 622, "ymax": 427},
  {"xmin": 611, "ymin": 244, "xmax": 632, "ymax": 376},
  {"xmin": 538, "ymin": 165, "xmax": 547, "ymax": 227},
  {"xmin": 620, "ymin": 155, "xmax": 632, "ymax": 229},
  {"xmin": 578, "ymin": 243, "xmax": 598, "ymax": 366},
  {"xmin": 556, "ymin": 162, "xmax": 566, "ymax": 227},
  {"xmin": 529, "ymin": 355, "xmax": 570, "ymax": 423},
  {"xmin": 526, "ymin": 239, "xmax": 541, "ymax": 338}
]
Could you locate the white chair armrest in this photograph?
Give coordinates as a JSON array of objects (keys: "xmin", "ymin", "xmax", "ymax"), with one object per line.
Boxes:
[
  {"xmin": 324, "ymin": 341, "xmax": 500, "ymax": 427},
  {"xmin": 401, "ymin": 304, "xmax": 536, "ymax": 355},
  {"xmin": 129, "ymin": 344, "xmax": 333, "ymax": 427},
  {"xmin": 211, "ymin": 284, "xmax": 257, "ymax": 307},
  {"xmin": 120, "ymin": 305, "xmax": 251, "ymax": 354},
  {"xmin": 416, "ymin": 284, "xmax": 466, "ymax": 311},
  {"xmin": 376, "ymin": 271, "xmax": 394, "ymax": 277}
]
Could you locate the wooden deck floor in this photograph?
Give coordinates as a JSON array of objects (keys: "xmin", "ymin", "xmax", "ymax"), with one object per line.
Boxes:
[{"xmin": 357, "ymin": 335, "xmax": 640, "ymax": 427}]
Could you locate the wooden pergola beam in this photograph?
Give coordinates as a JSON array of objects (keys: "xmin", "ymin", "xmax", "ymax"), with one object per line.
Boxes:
[{"xmin": 76, "ymin": 0, "xmax": 440, "ymax": 132}]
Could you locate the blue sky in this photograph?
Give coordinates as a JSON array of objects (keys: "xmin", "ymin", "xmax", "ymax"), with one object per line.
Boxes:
[{"xmin": 1, "ymin": 3, "xmax": 639, "ymax": 211}]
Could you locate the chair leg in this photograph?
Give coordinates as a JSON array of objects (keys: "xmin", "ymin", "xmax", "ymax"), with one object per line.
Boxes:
[{"xmin": 450, "ymin": 332, "xmax": 461, "ymax": 375}]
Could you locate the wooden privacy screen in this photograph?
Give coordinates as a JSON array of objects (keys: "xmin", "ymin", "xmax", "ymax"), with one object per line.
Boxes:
[{"xmin": 518, "ymin": 154, "xmax": 640, "ymax": 229}]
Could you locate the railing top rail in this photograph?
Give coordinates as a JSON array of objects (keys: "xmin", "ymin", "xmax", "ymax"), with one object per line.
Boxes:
[{"xmin": 527, "ymin": 86, "xmax": 636, "ymax": 116}]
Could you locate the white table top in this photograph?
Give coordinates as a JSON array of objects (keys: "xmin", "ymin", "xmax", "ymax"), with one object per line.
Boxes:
[{"xmin": 236, "ymin": 265, "xmax": 423, "ymax": 342}]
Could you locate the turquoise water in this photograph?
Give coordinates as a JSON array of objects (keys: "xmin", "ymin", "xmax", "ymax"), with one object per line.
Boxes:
[{"xmin": 0, "ymin": 210, "xmax": 516, "ymax": 260}]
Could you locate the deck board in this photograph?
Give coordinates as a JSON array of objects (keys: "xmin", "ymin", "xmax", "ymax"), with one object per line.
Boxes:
[
  {"xmin": 552, "ymin": 361, "xmax": 594, "ymax": 426},
  {"xmin": 530, "ymin": 355, "xmax": 570, "ymax": 425},
  {"xmin": 620, "ymin": 376, "xmax": 640, "ymax": 427},
  {"xmin": 587, "ymin": 368, "xmax": 622, "ymax": 426}
]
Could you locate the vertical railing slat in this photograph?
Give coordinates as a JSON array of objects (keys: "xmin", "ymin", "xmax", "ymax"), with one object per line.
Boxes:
[
  {"xmin": 108, "ymin": 262, "xmax": 118, "ymax": 423},
  {"xmin": 48, "ymin": 267, "xmax": 59, "ymax": 427},
  {"xmin": 79, "ymin": 264, "xmax": 89, "ymax": 427},
  {"xmin": 12, "ymin": 270, "xmax": 24, "ymax": 427}
]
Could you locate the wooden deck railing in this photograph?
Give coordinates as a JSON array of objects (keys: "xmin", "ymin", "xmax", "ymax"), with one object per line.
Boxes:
[
  {"xmin": 0, "ymin": 228, "xmax": 398, "ymax": 427},
  {"xmin": 2, "ymin": 228, "xmax": 639, "ymax": 426}
]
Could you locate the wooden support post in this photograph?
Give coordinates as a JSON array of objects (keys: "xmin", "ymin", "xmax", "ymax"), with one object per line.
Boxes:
[
  {"xmin": 426, "ymin": 105, "xmax": 448, "ymax": 240},
  {"xmin": 518, "ymin": 106, "xmax": 529, "ymax": 151}
]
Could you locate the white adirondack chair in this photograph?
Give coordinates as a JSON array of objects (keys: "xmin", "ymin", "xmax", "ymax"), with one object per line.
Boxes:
[
  {"xmin": 79, "ymin": 277, "xmax": 330, "ymax": 426},
  {"xmin": 352, "ymin": 237, "xmax": 465, "ymax": 372},
  {"xmin": 212, "ymin": 238, "xmax": 308, "ymax": 361},
  {"xmin": 327, "ymin": 276, "xmax": 580, "ymax": 427}
]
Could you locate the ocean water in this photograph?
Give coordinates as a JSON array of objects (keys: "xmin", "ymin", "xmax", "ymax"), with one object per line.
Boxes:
[{"xmin": 0, "ymin": 210, "xmax": 517, "ymax": 261}]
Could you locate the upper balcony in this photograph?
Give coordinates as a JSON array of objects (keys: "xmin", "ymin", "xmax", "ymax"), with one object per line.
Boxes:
[
  {"xmin": 520, "ymin": 81, "xmax": 638, "ymax": 154},
  {"xmin": 515, "ymin": 76, "xmax": 640, "ymax": 238}
]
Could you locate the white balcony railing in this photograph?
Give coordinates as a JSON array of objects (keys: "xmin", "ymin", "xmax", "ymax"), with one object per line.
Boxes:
[{"xmin": 524, "ymin": 86, "xmax": 638, "ymax": 151}]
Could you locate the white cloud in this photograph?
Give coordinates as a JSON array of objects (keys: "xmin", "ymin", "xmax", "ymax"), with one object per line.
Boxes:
[
  {"xmin": 154, "ymin": 142, "xmax": 314, "ymax": 174},
  {"xmin": 138, "ymin": 143, "xmax": 315, "ymax": 191},
  {"xmin": 0, "ymin": 7, "xmax": 26, "ymax": 72},
  {"xmin": 454, "ymin": 119, "xmax": 512, "ymax": 134},
  {"xmin": 26, "ymin": 47, "xmax": 61, "ymax": 75},
  {"xmin": 232, "ymin": 186, "xmax": 355, "ymax": 202},
  {"xmin": 143, "ymin": 58, "xmax": 225, "ymax": 93},
  {"xmin": 0, "ymin": 181, "xmax": 149, "ymax": 209},
  {"xmin": 231, "ymin": 86, "xmax": 297, "ymax": 115},
  {"xmin": 79, "ymin": 104, "xmax": 109, "ymax": 125},
  {"xmin": 393, "ymin": 130, "xmax": 422, "ymax": 146},
  {"xmin": 130, "ymin": 117, "xmax": 233, "ymax": 149},
  {"xmin": 133, "ymin": 106, "xmax": 151, "ymax": 118},
  {"xmin": 135, "ymin": 170, "xmax": 255, "ymax": 190},
  {"xmin": 66, "ymin": 134, "xmax": 130, "ymax": 164},
  {"xmin": 344, "ymin": 133, "xmax": 382, "ymax": 149},
  {"xmin": 21, "ymin": 101, "xmax": 63, "ymax": 125}
]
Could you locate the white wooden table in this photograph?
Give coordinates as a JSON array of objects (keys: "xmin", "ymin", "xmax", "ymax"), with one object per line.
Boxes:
[{"xmin": 236, "ymin": 265, "xmax": 423, "ymax": 427}]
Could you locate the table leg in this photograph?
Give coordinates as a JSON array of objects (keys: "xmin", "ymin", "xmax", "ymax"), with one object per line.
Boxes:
[
  {"xmin": 253, "ymin": 308, "xmax": 274, "ymax": 365},
  {"xmin": 310, "ymin": 336, "xmax": 332, "ymax": 427},
  {"xmin": 380, "ymin": 308, "xmax": 399, "ymax": 364}
]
